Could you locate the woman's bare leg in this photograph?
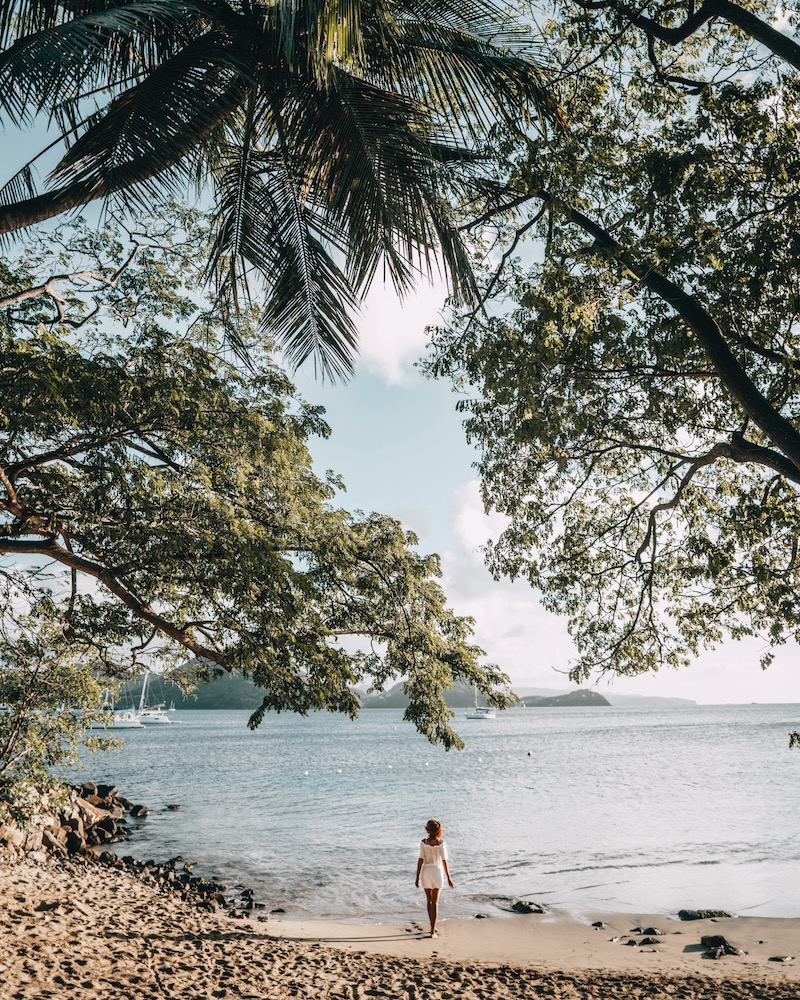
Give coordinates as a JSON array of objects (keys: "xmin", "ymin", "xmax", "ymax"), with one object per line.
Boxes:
[{"xmin": 424, "ymin": 888, "xmax": 441, "ymax": 936}]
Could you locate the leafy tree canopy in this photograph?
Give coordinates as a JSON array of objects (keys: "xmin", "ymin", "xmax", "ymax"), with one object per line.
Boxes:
[
  {"xmin": 427, "ymin": 0, "xmax": 800, "ymax": 681},
  {"xmin": 0, "ymin": 0, "xmax": 555, "ymax": 377},
  {"xmin": 0, "ymin": 203, "xmax": 513, "ymax": 753}
]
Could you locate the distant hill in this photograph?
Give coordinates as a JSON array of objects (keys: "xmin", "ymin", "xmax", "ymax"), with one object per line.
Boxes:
[
  {"xmin": 513, "ymin": 686, "xmax": 696, "ymax": 708},
  {"xmin": 115, "ymin": 673, "xmax": 694, "ymax": 711},
  {"xmin": 596, "ymin": 693, "xmax": 697, "ymax": 707},
  {"xmin": 359, "ymin": 680, "xmax": 504, "ymax": 710},
  {"xmin": 359, "ymin": 681, "xmax": 608, "ymax": 709},
  {"xmin": 117, "ymin": 672, "xmax": 263, "ymax": 711},
  {"xmin": 519, "ymin": 689, "xmax": 610, "ymax": 707}
]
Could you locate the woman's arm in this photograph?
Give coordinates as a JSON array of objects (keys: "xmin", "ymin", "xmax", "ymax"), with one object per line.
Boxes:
[
  {"xmin": 415, "ymin": 857, "xmax": 423, "ymax": 887},
  {"xmin": 442, "ymin": 858, "xmax": 454, "ymax": 889}
]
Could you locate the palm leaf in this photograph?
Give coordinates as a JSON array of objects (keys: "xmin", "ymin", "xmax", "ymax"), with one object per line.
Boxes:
[
  {"xmin": 377, "ymin": 20, "xmax": 554, "ymax": 135},
  {"xmin": 49, "ymin": 33, "xmax": 251, "ymax": 200},
  {"xmin": 279, "ymin": 72, "xmax": 474, "ymax": 297},
  {"xmin": 247, "ymin": 167, "xmax": 359, "ymax": 380},
  {"xmin": 0, "ymin": 1, "xmax": 208, "ymax": 123}
]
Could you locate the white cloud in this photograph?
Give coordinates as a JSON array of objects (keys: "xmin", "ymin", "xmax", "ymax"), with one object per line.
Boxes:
[{"xmin": 357, "ymin": 281, "xmax": 449, "ymax": 385}]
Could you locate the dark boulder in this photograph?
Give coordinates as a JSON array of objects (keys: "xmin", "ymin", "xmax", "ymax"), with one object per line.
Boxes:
[
  {"xmin": 65, "ymin": 830, "xmax": 85, "ymax": 855},
  {"xmin": 701, "ymin": 934, "xmax": 747, "ymax": 958},
  {"xmin": 130, "ymin": 804, "xmax": 148, "ymax": 818},
  {"xmin": 678, "ymin": 908, "xmax": 732, "ymax": 920},
  {"xmin": 511, "ymin": 900, "xmax": 547, "ymax": 914}
]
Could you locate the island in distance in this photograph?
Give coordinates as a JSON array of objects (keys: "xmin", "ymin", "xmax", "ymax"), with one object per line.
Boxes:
[{"xmin": 120, "ymin": 673, "xmax": 695, "ymax": 711}]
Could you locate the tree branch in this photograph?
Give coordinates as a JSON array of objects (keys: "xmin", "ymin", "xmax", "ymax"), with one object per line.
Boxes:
[
  {"xmin": 538, "ymin": 189, "xmax": 800, "ymax": 478},
  {"xmin": 0, "ymin": 537, "xmax": 228, "ymax": 668},
  {"xmin": 574, "ymin": 0, "xmax": 800, "ymax": 70}
]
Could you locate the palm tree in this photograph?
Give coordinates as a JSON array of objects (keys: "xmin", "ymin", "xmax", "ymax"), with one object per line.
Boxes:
[{"xmin": 0, "ymin": 0, "xmax": 553, "ymax": 376}]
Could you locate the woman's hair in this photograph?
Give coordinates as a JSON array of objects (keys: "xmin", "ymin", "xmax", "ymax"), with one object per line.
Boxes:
[{"xmin": 425, "ymin": 818, "xmax": 443, "ymax": 838}]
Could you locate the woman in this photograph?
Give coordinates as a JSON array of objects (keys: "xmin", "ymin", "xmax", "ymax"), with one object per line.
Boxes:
[{"xmin": 415, "ymin": 818, "xmax": 454, "ymax": 938}]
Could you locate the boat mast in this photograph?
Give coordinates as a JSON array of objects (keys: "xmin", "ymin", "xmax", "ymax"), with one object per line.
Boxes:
[{"xmin": 138, "ymin": 671, "xmax": 149, "ymax": 712}]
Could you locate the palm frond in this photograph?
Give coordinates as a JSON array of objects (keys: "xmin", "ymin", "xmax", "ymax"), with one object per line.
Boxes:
[
  {"xmin": 0, "ymin": 160, "xmax": 38, "ymax": 210},
  {"xmin": 0, "ymin": 1, "xmax": 207, "ymax": 123},
  {"xmin": 241, "ymin": 165, "xmax": 359, "ymax": 380},
  {"xmin": 393, "ymin": 0, "xmax": 527, "ymax": 40},
  {"xmin": 379, "ymin": 20, "xmax": 555, "ymax": 135},
  {"xmin": 49, "ymin": 33, "xmax": 251, "ymax": 198},
  {"xmin": 280, "ymin": 73, "xmax": 472, "ymax": 297},
  {"xmin": 0, "ymin": 0, "xmax": 63, "ymax": 48}
]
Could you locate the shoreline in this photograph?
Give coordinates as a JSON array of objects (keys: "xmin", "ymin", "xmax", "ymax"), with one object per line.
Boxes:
[{"xmin": 2, "ymin": 858, "xmax": 797, "ymax": 999}]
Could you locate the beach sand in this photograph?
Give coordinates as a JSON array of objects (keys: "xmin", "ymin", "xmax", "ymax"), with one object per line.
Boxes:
[{"xmin": 1, "ymin": 859, "xmax": 797, "ymax": 999}]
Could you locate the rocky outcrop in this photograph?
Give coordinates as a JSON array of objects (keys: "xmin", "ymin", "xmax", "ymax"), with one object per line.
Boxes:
[
  {"xmin": 678, "ymin": 908, "xmax": 733, "ymax": 920},
  {"xmin": 701, "ymin": 934, "xmax": 748, "ymax": 959},
  {"xmin": 0, "ymin": 782, "xmax": 148, "ymax": 860},
  {"xmin": 519, "ymin": 690, "xmax": 610, "ymax": 707},
  {"xmin": 510, "ymin": 899, "xmax": 548, "ymax": 914},
  {"xmin": 1, "ymin": 783, "xmax": 273, "ymax": 919}
]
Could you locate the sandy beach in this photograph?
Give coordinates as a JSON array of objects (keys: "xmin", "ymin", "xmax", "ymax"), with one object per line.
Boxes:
[{"xmin": 1, "ymin": 859, "xmax": 797, "ymax": 1000}]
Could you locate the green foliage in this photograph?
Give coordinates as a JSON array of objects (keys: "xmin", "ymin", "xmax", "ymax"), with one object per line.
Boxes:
[
  {"xmin": 0, "ymin": 607, "xmax": 116, "ymax": 819},
  {"xmin": 0, "ymin": 204, "xmax": 510, "ymax": 754},
  {"xmin": 0, "ymin": 0, "xmax": 554, "ymax": 377},
  {"xmin": 428, "ymin": 0, "xmax": 800, "ymax": 682}
]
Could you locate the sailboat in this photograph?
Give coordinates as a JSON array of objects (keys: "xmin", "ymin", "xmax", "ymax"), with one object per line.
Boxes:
[
  {"xmin": 88, "ymin": 690, "xmax": 144, "ymax": 729},
  {"xmin": 465, "ymin": 685, "xmax": 496, "ymax": 720},
  {"xmin": 136, "ymin": 671, "xmax": 172, "ymax": 725}
]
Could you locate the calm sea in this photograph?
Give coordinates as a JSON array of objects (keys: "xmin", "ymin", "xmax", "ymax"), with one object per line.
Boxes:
[{"xmin": 69, "ymin": 704, "xmax": 800, "ymax": 922}]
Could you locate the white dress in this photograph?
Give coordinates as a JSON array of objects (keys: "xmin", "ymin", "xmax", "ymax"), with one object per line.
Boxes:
[{"xmin": 419, "ymin": 840, "xmax": 448, "ymax": 889}]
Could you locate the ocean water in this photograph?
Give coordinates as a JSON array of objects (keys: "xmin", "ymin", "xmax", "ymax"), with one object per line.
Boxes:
[{"xmin": 69, "ymin": 704, "xmax": 800, "ymax": 922}]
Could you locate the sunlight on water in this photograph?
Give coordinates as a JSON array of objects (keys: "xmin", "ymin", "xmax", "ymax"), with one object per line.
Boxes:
[{"xmin": 69, "ymin": 704, "xmax": 800, "ymax": 922}]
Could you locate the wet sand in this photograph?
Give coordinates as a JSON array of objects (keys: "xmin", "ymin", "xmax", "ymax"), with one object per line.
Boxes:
[{"xmin": 1, "ymin": 859, "xmax": 797, "ymax": 999}]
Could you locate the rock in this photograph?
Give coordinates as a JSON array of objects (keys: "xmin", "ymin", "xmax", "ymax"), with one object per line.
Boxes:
[
  {"xmin": 769, "ymin": 956, "xmax": 795, "ymax": 962},
  {"xmin": 165, "ymin": 803, "xmax": 182, "ymax": 811},
  {"xmin": 474, "ymin": 913, "xmax": 489, "ymax": 919},
  {"xmin": 80, "ymin": 782, "xmax": 98, "ymax": 797},
  {"xmin": 270, "ymin": 907, "xmax": 286, "ymax": 914},
  {"xmin": 27, "ymin": 850, "xmax": 47, "ymax": 864},
  {"xmin": 0, "ymin": 825, "xmax": 25, "ymax": 848},
  {"xmin": 591, "ymin": 921, "xmax": 608, "ymax": 928},
  {"xmin": 95, "ymin": 816, "xmax": 118, "ymax": 836},
  {"xmin": 129, "ymin": 804, "xmax": 148, "ymax": 818},
  {"xmin": 641, "ymin": 927, "xmax": 663, "ymax": 936},
  {"xmin": 34, "ymin": 900, "xmax": 62, "ymax": 912},
  {"xmin": 639, "ymin": 937, "xmax": 661, "ymax": 946},
  {"xmin": 678, "ymin": 908, "xmax": 732, "ymax": 920},
  {"xmin": 625, "ymin": 939, "xmax": 638, "ymax": 946},
  {"xmin": 23, "ymin": 829, "xmax": 43, "ymax": 852},
  {"xmin": 95, "ymin": 784, "xmax": 118, "ymax": 800},
  {"xmin": 65, "ymin": 831, "xmax": 85, "ymax": 855},
  {"xmin": 510, "ymin": 899, "xmax": 547, "ymax": 914},
  {"xmin": 63, "ymin": 816, "xmax": 85, "ymax": 837},
  {"xmin": 41, "ymin": 830, "xmax": 67, "ymax": 855},
  {"xmin": 700, "ymin": 934, "xmax": 747, "ymax": 958}
]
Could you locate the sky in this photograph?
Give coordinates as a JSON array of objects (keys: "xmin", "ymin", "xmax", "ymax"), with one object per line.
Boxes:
[{"xmin": 293, "ymin": 282, "xmax": 799, "ymax": 706}]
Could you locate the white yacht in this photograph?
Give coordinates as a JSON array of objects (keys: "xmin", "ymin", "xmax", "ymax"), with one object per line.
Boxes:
[
  {"xmin": 87, "ymin": 699, "xmax": 144, "ymax": 730},
  {"xmin": 137, "ymin": 672, "xmax": 172, "ymax": 725},
  {"xmin": 465, "ymin": 685, "xmax": 496, "ymax": 719}
]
